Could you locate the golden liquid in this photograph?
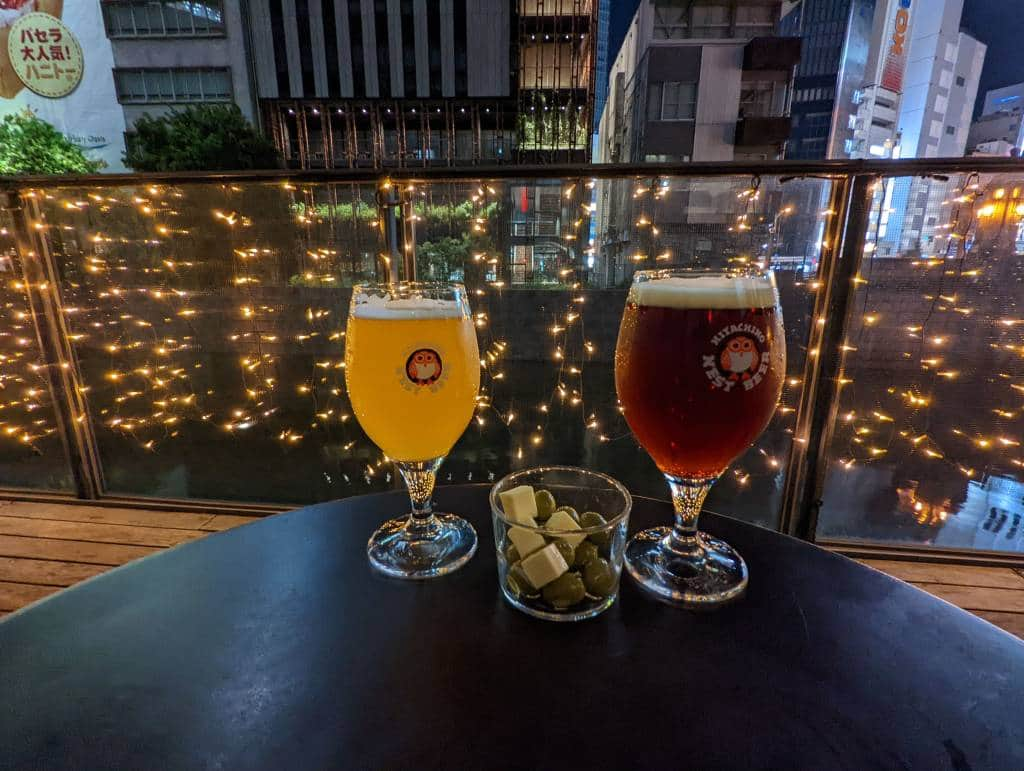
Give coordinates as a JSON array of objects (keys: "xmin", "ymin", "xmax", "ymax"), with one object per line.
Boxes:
[{"xmin": 345, "ymin": 314, "xmax": 480, "ymax": 462}]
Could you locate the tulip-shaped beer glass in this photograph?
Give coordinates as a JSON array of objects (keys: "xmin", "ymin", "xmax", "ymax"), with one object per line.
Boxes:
[
  {"xmin": 614, "ymin": 269, "xmax": 785, "ymax": 606},
  {"xmin": 345, "ymin": 282, "xmax": 480, "ymax": 579}
]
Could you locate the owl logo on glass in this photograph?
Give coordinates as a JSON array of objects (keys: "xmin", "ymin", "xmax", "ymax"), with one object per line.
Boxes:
[
  {"xmin": 702, "ymin": 324, "xmax": 770, "ymax": 392},
  {"xmin": 721, "ymin": 335, "xmax": 760, "ymax": 381},
  {"xmin": 406, "ymin": 348, "xmax": 442, "ymax": 386}
]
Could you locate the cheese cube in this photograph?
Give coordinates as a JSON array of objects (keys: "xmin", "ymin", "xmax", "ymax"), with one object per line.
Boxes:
[
  {"xmin": 507, "ymin": 526, "xmax": 546, "ymax": 559},
  {"xmin": 498, "ymin": 485, "xmax": 537, "ymax": 525},
  {"xmin": 520, "ymin": 543, "xmax": 569, "ymax": 589},
  {"xmin": 544, "ymin": 509, "xmax": 586, "ymax": 548}
]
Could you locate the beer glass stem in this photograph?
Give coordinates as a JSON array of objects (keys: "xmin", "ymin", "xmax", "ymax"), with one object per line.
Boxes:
[
  {"xmin": 397, "ymin": 457, "xmax": 443, "ymax": 532},
  {"xmin": 663, "ymin": 475, "xmax": 714, "ymax": 562}
]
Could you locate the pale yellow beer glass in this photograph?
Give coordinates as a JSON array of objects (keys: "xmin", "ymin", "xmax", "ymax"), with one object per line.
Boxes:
[{"xmin": 345, "ymin": 282, "xmax": 480, "ymax": 578}]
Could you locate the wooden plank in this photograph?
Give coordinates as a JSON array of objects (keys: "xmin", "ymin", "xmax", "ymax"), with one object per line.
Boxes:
[
  {"xmin": 0, "ymin": 535, "xmax": 158, "ymax": 566},
  {"xmin": 862, "ymin": 559, "xmax": 1024, "ymax": 590},
  {"xmin": 0, "ymin": 516, "xmax": 206, "ymax": 548},
  {"xmin": 973, "ymin": 610, "xmax": 1024, "ymax": 639},
  {"xmin": 0, "ymin": 502, "xmax": 214, "ymax": 531},
  {"xmin": 0, "ymin": 557, "xmax": 107, "ymax": 587},
  {"xmin": 201, "ymin": 514, "xmax": 262, "ymax": 532},
  {"xmin": 912, "ymin": 583, "xmax": 1024, "ymax": 614},
  {"xmin": 0, "ymin": 580, "xmax": 57, "ymax": 611}
]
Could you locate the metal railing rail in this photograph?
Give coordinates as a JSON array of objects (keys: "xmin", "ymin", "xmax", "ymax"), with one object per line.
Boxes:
[
  {"xmin": 4, "ymin": 159, "xmax": 1024, "ymax": 566},
  {"xmin": 1, "ymin": 157, "xmax": 1024, "ymax": 188}
]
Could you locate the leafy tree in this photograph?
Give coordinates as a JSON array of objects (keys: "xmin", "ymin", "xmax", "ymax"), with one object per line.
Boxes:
[
  {"xmin": 124, "ymin": 105, "xmax": 280, "ymax": 171},
  {"xmin": 0, "ymin": 110, "xmax": 103, "ymax": 174},
  {"xmin": 293, "ymin": 200, "xmax": 379, "ymax": 221},
  {"xmin": 417, "ymin": 236, "xmax": 471, "ymax": 281},
  {"xmin": 418, "ymin": 231, "xmax": 500, "ymax": 283}
]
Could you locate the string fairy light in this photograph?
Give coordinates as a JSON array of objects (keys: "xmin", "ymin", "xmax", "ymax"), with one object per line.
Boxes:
[
  {"xmin": 829, "ymin": 169, "xmax": 1024, "ymax": 525},
  {"xmin": 12, "ymin": 168, "xmax": 993, "ymax": 511}
]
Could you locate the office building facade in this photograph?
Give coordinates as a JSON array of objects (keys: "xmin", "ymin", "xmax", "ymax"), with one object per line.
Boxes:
[
  {"xmin": 592, "ymin": 0, "xmax": 610, "ymax": 134},
  {"xmin": 849, "ymin": 0, "xmax": 984, "ymax": 257},
  {"xmin": 848, "ymin": 0, "xmax": 983, "ymax": 160},
  {"xmin": 967, "ymin": 82, "xmax": 1024, "ymax": 156},
  {"xmin": 780, "ymin": 0, "xmax": 877, "ymax": 159},
  {"xmin": 981, "ymin": 82, "xmax": 1024, "ymax": 116},
  {"xmin": 594, "ymin": 0, "xmax": 800, "ymax": 281},
  {"xmin": 102, "ymin": 0, "xmax": 257, "ymax": 130},
  {"xmin": 244, "ymin": 0, "xmax": 597, "ymax": 168},
  {"xmin": 597, "ymin": 0, "xmax": 799, "ymax": 164}
]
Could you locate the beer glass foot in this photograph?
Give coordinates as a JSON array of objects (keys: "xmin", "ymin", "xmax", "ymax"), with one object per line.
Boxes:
[
  {"xmin": 625, "ymin": 527, "xmax": 747, "ymax": 608},
  {"xmin": 367, "ymin": 513, "xmax": 477, "ymax": 580}
]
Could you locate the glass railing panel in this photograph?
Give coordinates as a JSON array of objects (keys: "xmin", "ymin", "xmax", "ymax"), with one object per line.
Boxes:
[
  {"xmin": 0, "ymin": 207, "xmax": 75, "ymax": 491},
  {"xmin": 401, "ymin": 173, "xmax": 832, "ymax": 529},
  {"xmin": 35, "ymin": 181, "xmax": 387, "ymax": 503},
  {"xmin": 602, "ymin": 174, "xmax": 831, "ymax": 527},
  {"xmin": 817, "ymin": 172, "xmax": 1024, "ymax": 554},
  {"xmin": 33, "ymin": 173, "xmax": 833, "ymax": 526}
]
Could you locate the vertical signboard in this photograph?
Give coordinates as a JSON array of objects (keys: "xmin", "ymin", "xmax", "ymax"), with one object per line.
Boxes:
[
  {"xmin": 0, "ymin": 0, "xmax": 126, "ymax": 171},
  {"xmin": 880, "ymin": 0, "xmax": 913, "ymax": 93}
]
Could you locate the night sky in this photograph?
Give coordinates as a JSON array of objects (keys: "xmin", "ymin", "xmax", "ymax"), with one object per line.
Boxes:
[
  {"xmin": 962, "ymin": 0, "xmax": 1022, "ymax": 112},
  {"xmin": 607, "ymin": 0, "xmax": 1021, "ymax": 116}
]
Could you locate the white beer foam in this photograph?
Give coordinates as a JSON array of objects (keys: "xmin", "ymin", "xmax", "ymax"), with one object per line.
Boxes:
[
  {"xmin": 630, "ymin": 274, "xmax": 778, "ymax": 310},
  {"xmin": 352, "ymin": 295, "xmax": 464, "ymax": 320}
]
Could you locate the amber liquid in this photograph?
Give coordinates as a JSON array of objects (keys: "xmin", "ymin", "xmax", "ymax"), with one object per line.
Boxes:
[{"xmin": 615, "ymin": 303, "xmax": 785, "ymax": 479}]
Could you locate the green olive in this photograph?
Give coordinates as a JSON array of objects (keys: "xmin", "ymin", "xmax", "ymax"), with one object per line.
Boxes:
[
  {"xmin": 580, "ymin": 511, "xmax": 610, "ymax": 548},
  {"xmin": 573, "ymin": 541, "xmax": 599, "ymax": 568},
  {"xmin": 506, "ymin": 565, "xmax": 526, "ymax": 596},
  {"xmin": 508, "ymin": 563, "xmax": 536, "ymax": 596},
  {"xmin": 542, "ymin": 571, "xmax": 587, "ymax": 609},
  {"xmin": 504, "ymin": 543, "xmax": 520, "ymax": 565},
  {"xmin": 534, "ymin": 490, "xmax": 557, "ymax": 521},
  {"xmin": 556, "ymin": 506, "xmax": 580, "ymax": 524},
  {"xmin": 582, "ymin": 558, "xmax": 617, "ymax": 597},
  {"xmin": 553, "ymin": 539, "xmax": 574, "ymax": 566}
]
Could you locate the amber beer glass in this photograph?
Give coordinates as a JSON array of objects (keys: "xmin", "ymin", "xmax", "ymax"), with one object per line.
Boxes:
[
  {"xmin": 345, "ymin": 282, "xmax": 480, "ymax": 579},
  {"xmin": 615, "ymin": 269, "xmax": 785, "ymax": 606}
]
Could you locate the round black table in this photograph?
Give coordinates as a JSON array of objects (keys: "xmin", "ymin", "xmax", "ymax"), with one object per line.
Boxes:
[{"xmin": 2, "ymin": 486, "xmax": 1023, "ymax": 770}]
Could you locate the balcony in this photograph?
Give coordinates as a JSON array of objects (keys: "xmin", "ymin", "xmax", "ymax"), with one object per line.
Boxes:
[
  {"xmin": 735, "ymin": 116, "xmax": 793, "ymax": 146},
  {"xmin": 743, "ymin": 36, "xmax": 802, "ymax": 72},
  {"xmin": 1, "ymin": 157, "xmax": 1024, "ymax": 580}
]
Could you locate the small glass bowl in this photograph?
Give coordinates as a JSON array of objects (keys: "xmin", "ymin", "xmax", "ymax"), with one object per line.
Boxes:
[{"xmin": 490, "ymin": 466, "xmax": 632, "ymax": 622}]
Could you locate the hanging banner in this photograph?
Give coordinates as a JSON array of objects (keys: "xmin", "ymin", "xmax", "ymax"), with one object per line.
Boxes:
[{"xmin": 0, "ymin": 0, "xmax": 126, "ymax": 171}]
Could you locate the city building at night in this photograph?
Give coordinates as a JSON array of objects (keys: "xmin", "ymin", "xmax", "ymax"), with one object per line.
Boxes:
[
  {"xmin": 244, "ymin": 0, "xmax": 597, "ymax": 168},
  {"xmin": 597, "ymin": 0, "xmax": 799, "ymax": 165},
  {"xmin": 847, "ymin": 0, "xmax": 983, "ymax": 162},
  {"xmin": 779, "ymin": 0, "xmax": 878, "ymax": 160},
  {"xmin": 594, "ymin": 0, "xmax": 800, "ymax": 280},
  {"xmin": 851, "ymin": 0, "xmax": 985, "ymax": 257},
  {"xmin": 967, "ymin": 82, "xmax": 1024, "ymax": 156},
  {"xmin": 102, "ymin": 0, "xmax": 257, "ymax": 129}
]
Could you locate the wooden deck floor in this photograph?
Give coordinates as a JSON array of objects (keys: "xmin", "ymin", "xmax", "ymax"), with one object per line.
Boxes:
[
  {"xmin": 0, "ymin": 501, "xmax": 258, "ymax": 619},
  {"xmin": 0, "ymin": 501, "xmax": 1022, "ymax": 639}
]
